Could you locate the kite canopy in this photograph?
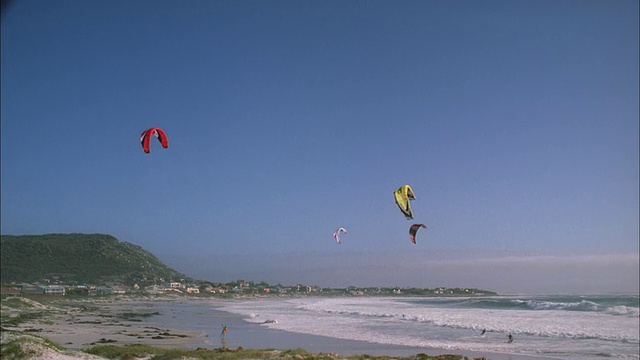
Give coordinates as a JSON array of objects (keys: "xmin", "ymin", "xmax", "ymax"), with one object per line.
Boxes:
[
  {"xmin": 333, "ymin": 227, "xmax": 348, "ymax": 244},
  {"xmin": 140, "ymin": 127, "xmax": 169, "ymax": 153},
  {"xmin": 409, "ymin": 224, "xmax": 427, "ymax": 244},
  {"xmin": 394, "ymin": 184, "xmax": 416, "ymax": 219}
]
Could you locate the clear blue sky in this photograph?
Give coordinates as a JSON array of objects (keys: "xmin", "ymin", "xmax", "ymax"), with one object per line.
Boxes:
[{"xmin": 2, "ymin": 0, "xmax": 638, "ymax": 294}]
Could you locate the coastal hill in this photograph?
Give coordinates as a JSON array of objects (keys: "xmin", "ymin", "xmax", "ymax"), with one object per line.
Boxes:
[
  {"xmin": 0, "ymin": 233, "xmax": 498, "ymax": 297},
  {"xmin": 0, "ymin": 233, "xmax": 188, "ymax": 286}
]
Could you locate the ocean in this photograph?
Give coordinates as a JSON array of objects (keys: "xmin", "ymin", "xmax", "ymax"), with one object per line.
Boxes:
[{"xmin": 214, "ymin": 295, "xmax": 639, "ymax": 359}]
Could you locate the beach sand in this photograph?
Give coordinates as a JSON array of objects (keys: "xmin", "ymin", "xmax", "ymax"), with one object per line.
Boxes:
[
  {"xmin": 3, "ymin": 297, "xmax": 203, "ymax": 349},
  {"xmin": 2, "ymin": 296, "xmax": 556, "ymax": 360}
]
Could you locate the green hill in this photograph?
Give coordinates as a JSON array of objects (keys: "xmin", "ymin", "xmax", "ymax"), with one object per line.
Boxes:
[{"xmin": 0, "ymin": 233, "xmax": 189, "ymax": 286}]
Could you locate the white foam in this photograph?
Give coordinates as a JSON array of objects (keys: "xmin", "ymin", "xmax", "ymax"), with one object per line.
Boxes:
[{"xmin": 219, "ymin": 297, "xmax": 640, "ymax": 359}]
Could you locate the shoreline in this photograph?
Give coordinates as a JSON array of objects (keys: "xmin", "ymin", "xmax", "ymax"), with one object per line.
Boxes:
[
  {"xmin": 191, "ymin": 306, "xmax": 554, "ymax": 360},
  {"xmin": 2, "ymin": 296, "xmax": 557, "ymax": 360}
]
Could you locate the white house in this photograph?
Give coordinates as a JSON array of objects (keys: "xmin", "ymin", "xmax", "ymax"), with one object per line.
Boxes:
[
  {"xmin": 39, "ymin": 285, "xmax": 66, "ymax": 296},
  {"xmin": 145, "ymin": 285, "xmax": 165, "ymax": 294}
]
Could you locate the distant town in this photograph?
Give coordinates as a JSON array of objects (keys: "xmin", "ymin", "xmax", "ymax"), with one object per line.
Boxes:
[{"xmin": 1, "ymin": 278, "xmax": 497, "ymax": 298}]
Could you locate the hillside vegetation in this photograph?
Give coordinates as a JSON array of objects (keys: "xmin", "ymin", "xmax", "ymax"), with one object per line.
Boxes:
[{"xmin": 0, "ymin": 233, "xmax": 188, "ymax": 286}]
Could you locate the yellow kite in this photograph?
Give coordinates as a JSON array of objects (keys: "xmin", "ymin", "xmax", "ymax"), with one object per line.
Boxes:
[{"xmin": 394, "ymin": 184, "xmax": 416, "ymax": 219}]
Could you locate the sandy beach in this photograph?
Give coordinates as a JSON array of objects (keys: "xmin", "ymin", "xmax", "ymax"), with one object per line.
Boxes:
[
  {"xmin": 1, "ymin": 296, "xmax": 556, "ymax": 360},
  {"xmin": 3, "ymin": 296, "xmax": 205, "ymax": 350}
]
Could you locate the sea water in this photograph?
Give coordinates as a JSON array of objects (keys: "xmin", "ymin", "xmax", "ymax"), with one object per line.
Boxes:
[{"xmin": 218, "ymin": 295, "xmax": 639, "ymax": 359}]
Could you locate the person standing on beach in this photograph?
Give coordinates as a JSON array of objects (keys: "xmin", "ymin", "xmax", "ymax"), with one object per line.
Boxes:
[
  {"xmin": 508, "ymin": 333, "xmax": 513, "ymax": 343},
  {"xmin": 221, "ymin": 324, "xmax": 228, "ymax": 339}
]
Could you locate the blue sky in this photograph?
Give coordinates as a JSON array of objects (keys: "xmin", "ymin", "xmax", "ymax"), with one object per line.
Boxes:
[{"xmin": 2, "ymin": 0, "xmax": 638, "ymax": 294}]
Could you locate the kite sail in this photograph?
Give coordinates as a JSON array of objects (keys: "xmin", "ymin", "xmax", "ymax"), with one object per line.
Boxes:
[
  {"xmin": 333, "ymin": 227, "xmax": 348, "ymax": 244},
  {"xmin": 140, "ymin": 127, "xmax": 169, "ymax": 153},
  {"xmin": 394, "ymin": 184, "xmax": 416, "ymax": 219},
  {"xmin": 409, "ymin": 224, "xmax": 427, "ymax": 244}
]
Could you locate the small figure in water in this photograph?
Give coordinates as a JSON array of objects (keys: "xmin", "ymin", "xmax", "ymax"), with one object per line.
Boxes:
[
  {"xmin": 481, "ymin": 329, "xmax": 486, "ymax": 336},
  {"xmin": 220, "ymin": 324, "xmax": 228, "ymax": 339},
  {"xmin": 507, "ymin": 333, "xmax": 513, "ymax": 343}
]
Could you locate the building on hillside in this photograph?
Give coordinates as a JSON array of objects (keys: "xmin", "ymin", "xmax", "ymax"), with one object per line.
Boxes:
[
  {"xmin": 39, "ymin": 285, "xmax": 66, "ymax": 296},
  {"xmin": 186, "ymin": 286, "xmax": 200, "ymax": 294},
  {"xmin": 145, "ymin": 285, "xmax": 165, "ymax": 294},
  {"xmin": 65, "ymin": 285, "xmax": 89, "ymax": 296},
  {"xmin": 111, "ymin": 286, "xmax": 128, "ymax": 295},
  {"xmin": 15, "ymin": 283, "xmax": 39, "ymax": 294},
  {"xmin": 205, "ymin": 287, "xmax": 227, "ymax": 294},
  {"xmin": 96, "ymin": 286, "xmax": 114, "ymax": 295},
  {"xmin": 0, "ymin": 288, "xmax": 22, "ymax": 298}
]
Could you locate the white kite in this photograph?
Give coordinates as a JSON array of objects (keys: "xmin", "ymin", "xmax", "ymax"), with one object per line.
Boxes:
[{"xmin": 332, "ymin": 227, "xmax": 348, "ymax": 244}]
